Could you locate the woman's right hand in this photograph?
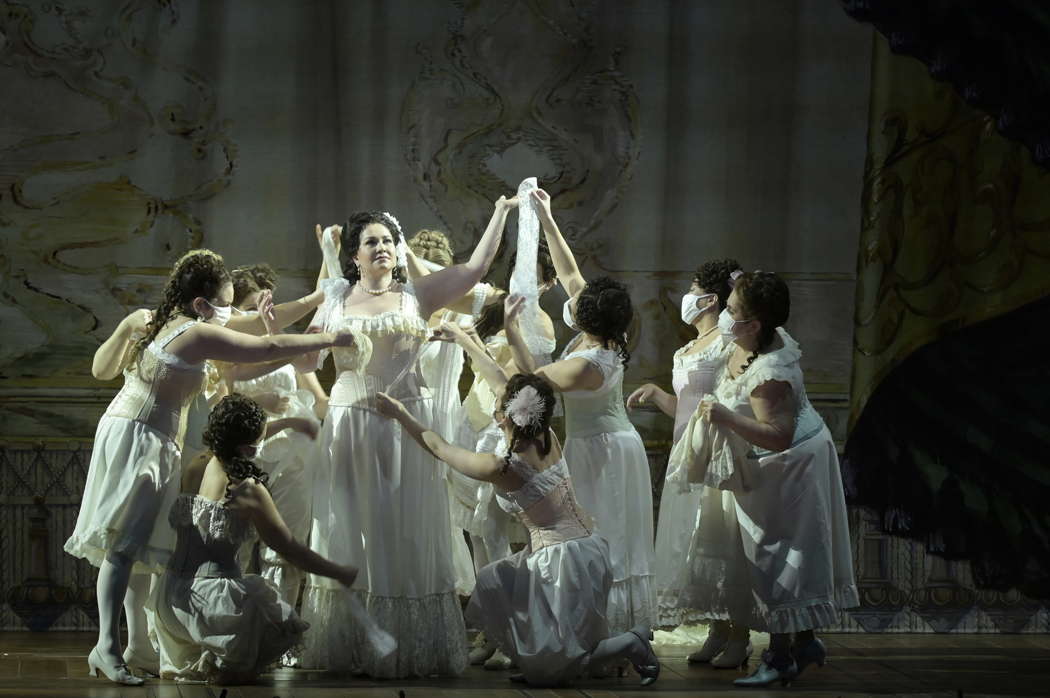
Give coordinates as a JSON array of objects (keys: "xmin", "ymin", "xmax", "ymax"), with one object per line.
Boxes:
[{"xmin": 627, "ymin": 383, "xmax": 661, "ymax": 410}]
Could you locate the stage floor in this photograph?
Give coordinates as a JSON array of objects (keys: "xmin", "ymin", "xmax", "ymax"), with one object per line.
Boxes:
[{"xmin": 1, "ymin": 632, "xmax": 1048, "ymax": 696}]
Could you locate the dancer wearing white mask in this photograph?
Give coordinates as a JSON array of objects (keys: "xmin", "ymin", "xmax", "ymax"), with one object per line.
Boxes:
[
  {"xmin": 672, "ymin": 271, "xmax": 857, "ymax": 688},
  {"xmin": 626, "ymin": 259, "xmax": 754, "ymax": 668},
  {"xmin": 504, "ymin": 188, "xmax": 656, "ymax": 638},
  {"xmin": 301, "ymin": 199, "xmax": 515, "ymax": 678},
  {"xmin": 65, "ymin": 250, "xmax": 355, "ymax": 685},
  {"xmin": 375, "ymin": 368, "xmax": 660, "ymax": 688}
]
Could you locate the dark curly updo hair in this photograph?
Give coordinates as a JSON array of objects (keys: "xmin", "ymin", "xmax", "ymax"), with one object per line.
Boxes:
[
  {"xmin": 499, "ymin": 373, "xmax": 557, "ymax": 458},
  {"xmin": 694, "ymin": 257, "xmax": 741, "ymax": 310},
  {"xmin": 473, "ymin": 241, "xmax": 557, "ymax": 341},
  {"xmin": 231, "ymin": 263, "xmax": 278, "ymax": 307},
  {"xmin": 575, "ymin": 276, "xmax": 633, "ymax": 365},
  {"xmin": 340, "ymin": 211, "xmax": 408, "ymax": 285},
  {"xmin": 408, "ymin": 229, "xmax": 454, "ymax": 268},
  {"xmin": 733, "ymin": 271, "xmax": 790, "ymax": 372},
  {"xmin": 202, "ymin": 394, "xmax": 270, "ymax": 486},
  {"xmin": 129, "ymin": 250, "xmax": 231, "ymax": 365}
]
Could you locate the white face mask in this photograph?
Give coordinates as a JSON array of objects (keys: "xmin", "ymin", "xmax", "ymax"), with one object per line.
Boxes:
[
  {"xmin": 681, "ymin": 292, "xmax": 716, "ymax": 326},
  {"xmin": 562, "ymin": 297, "xmax": 580, "ymax": 331},
  {"xmin": 717, "ymin": 307, "xmax": 751, "ymax": 343},
  {"xmin": 205, "ymin": 300, "xmax": 232, "ymax": 327}
]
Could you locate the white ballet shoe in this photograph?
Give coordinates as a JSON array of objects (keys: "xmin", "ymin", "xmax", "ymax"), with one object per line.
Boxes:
[
  {"xmin": 88, "ymin": 647, "xmax": 145, "ymax": 686},
  {"xmin": 711, "ymin": 639, "xmax": 752, "ymax": 669},
  {"xmin": 469, "ymin": 642, "xmax": 496, "ymax": 665},
  {"xmin": 483, "ymin": 649, "xmax": 514, "ymax": 670}
]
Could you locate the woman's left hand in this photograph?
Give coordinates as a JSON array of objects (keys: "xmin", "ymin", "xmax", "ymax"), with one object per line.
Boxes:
[
  {"xmin": 504, "ymin": 293, "xmax": 526, "ymax": 323},
  {"xmin": 257, "ymin": 290, "xmax": 278, "ymax": 334}
]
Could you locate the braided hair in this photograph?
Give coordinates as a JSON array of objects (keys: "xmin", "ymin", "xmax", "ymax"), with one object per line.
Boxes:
[
  {"xmin": 202, "ymin": 393, "xmax": 270, "ymax": 486},
  {"xmin": 408, "ymin": 229, "xmax": 454, "ymax": 268},
  {"xmin": 574, "ymin": 276, "xmax": 633, "ymax": 365},
  {"xmin": 733, "ymin": 271, "xmax": 790, "ymax": 373},
  {"xmin": 129, "ymin": 250, "xmax": 230, "ymax": 366},
  {"xmin": 339, "ymin": 211, "xmax": 408, "ymax": 285},
  {"xmin": 499, "ymin": 373, "xmax": 556, "ymax": 458},
  {"xmin": 694, "ymin": 257, "xmax": 741, "ymax": 310}
]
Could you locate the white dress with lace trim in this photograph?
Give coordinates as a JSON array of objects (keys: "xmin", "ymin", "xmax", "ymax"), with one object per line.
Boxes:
[
  {"xmin": 677, "ymin": 328, "xmax": 858, "ymax": 633},
  {"xmin": 301, "ymin": 277, "xmax": 467, "ymax": 678}
]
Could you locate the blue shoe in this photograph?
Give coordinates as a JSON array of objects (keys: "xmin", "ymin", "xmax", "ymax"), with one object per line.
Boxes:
[
  {"xmin": 792, "ymin": 637, "xmax": 826, "ymax": 678},
  {"xmin": 732, "ymin": 650, "xmax": 797, "ymax": 688},
  {"xmin": 627, "ymin": 624, "xmax": 660, "ymax": 686}
]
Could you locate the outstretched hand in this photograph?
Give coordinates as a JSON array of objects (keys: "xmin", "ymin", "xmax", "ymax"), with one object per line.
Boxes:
[
  {"xmin": 626, "ymin": 384, "xmax": 660, "ymax": 410},
  {"xmin": 256, "ymin": 290, "xmax": 278, "ymax": 335},
  {"xmin": 375, "ymin": 391, "xmax": 406, "ymax": 419}
]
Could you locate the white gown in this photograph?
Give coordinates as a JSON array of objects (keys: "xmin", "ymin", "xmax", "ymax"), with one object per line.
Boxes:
[
  {"xmin": 559, "ymin": 340, "xmax": 656, "ymax": 633},
  {"xmin": 466, "ymin": 454, "xmax": 612, "ymax": 685},
  {"xmin": 149, "ymin": 491, "xmax": 308, "ymax": 682},
  {"xmin": 233, "ymin": 363, "xmax": 319, "ymax": 604},
  {"xmin": 654, "ymin": 335, "xmax": 732, "ymax": 626},
  {"xmin": 64, "ymin": 321, "xmax": 206, "ymax": 573},
  {"xmin": 677, "ymin": 329, "xmax": 858, "ymax": 632},
  {"xmin": 300, "ymin": 277, "xmax": 467, "ymax": 678}
]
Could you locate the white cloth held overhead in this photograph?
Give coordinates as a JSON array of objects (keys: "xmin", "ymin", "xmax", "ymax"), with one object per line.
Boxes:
[
  {"xmin": 510, "ymin": 176, "xmax": 548, "ymax": 356},
  {"xmin": 321, "ymin": 225, "xmax": 343, "ymax": 281}
]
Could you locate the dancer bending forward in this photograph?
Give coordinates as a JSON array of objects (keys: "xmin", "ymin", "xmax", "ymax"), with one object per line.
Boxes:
[
  {"xmin": 149, "ymin": 394, "xmax": 357, "ymax": 684},
  {"xmin": 376, "ymin": 370, "xmax": 659, "ymax": 688}
]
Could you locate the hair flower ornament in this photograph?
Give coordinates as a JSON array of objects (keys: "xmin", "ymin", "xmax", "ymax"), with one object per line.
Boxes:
[{"xmin": 505, "ymin": 385, "xmax": 545, "ymax": 428}]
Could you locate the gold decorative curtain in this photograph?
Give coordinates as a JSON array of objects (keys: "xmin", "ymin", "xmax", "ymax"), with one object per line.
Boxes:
[{"xmin": 850, "ymin": 35, "xmax": 1050, "ymax": 429}]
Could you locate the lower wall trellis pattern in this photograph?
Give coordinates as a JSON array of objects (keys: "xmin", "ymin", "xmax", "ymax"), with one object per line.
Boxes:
[{"xmin": 2, "ymin": 443, "xmax": 1047, "ymax": 633}]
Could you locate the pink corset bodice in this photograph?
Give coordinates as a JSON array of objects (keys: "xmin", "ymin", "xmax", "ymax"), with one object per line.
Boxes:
[{"xmin": 496, "ymin": 458, "xmax": 593, "ymax": 552}]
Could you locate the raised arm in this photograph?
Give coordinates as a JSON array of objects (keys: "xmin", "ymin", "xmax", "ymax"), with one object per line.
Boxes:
[
  {"xmin": 502, "ymin": 294, "xmax": 536, "ymax": 374},
  {"xmin": 230, "ymin": 480, "xmax": 356, "ymax": 586},
  {"xmin": 531, "ymin": 189, "xmax": 586, "ymax": 297},
  {"xmin": 412, "ymin": 196, "xmax": 517, "ymax": 317},
  {"xmin": 375, "ymin": 393, "xmax": 511, "ymax": 484},
  {"xmin": 92, "ymin": 309, "xmax": 152, "ymax": 380},
  {"xmin": 434, "ymin": 321, "xmax": 508, "ymax": 395},
  {"xmin": 704, "ymin": 380, "xmax": 797, "ymax": 452},
  {"xmin": 225, "ymin": 288, "xmax": 325, "ymax": 336}
]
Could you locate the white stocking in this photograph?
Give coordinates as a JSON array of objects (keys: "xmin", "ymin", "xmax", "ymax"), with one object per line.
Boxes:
[
  {"xmin": 123, "ymin": 573, "xmax": 157, "ymax": 662},
  {"xmin": 95, "ymin": 553, "xmax": 133, "ymax": 661}
]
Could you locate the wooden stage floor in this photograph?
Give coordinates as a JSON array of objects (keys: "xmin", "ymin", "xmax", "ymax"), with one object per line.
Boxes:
[{"xmin": 1, "ymin": 632, "xmax": 1048, "ymax": 697}]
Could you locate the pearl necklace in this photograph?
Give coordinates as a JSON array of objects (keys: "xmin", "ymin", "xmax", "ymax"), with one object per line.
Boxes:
[{"xmin": 358, "ymin": 280, "xmax": 395, "ymax": 296}]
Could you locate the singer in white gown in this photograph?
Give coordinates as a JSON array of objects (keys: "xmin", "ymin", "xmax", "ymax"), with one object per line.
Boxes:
[{"xmin": 300, "ymin": 203, "xmax": 513, "ymax": 678}]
